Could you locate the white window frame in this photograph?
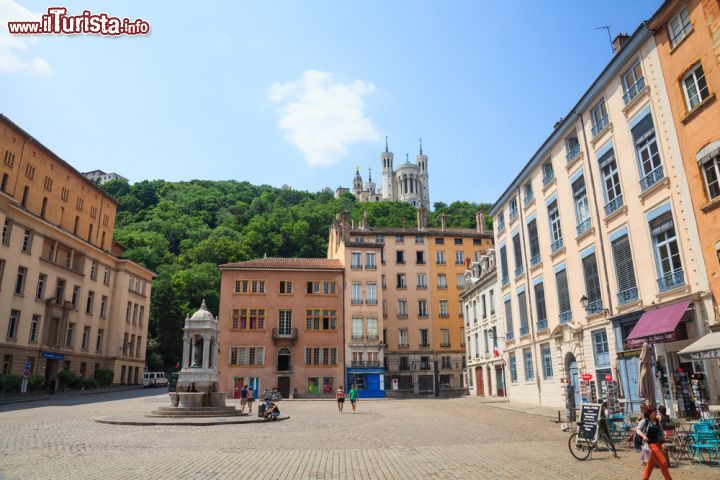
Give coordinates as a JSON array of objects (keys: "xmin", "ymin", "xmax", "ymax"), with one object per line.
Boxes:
[
  {"xmin": 682, "ymin": 63, "xmax": 709, "ymax": 110},
  {"xmin": 668, "ymin": 6, "xmax": 692, "ymax": 48}
]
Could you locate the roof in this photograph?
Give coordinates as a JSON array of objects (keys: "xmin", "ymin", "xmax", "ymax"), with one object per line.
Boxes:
[
  {"xmin": 0, "ymin": 114, "xmax": 118, "ymax": 206},
  {"xmin": 348, "ymin": 227, "xmax": 493, "ymax": 239},
  {"xmin": 219, "ymin": 258, "xmax": 344, "ymax": 270}
]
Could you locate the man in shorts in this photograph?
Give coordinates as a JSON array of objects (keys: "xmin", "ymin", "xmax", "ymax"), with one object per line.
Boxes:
[
  {"xmin": 349, "ymin": 384, "xmax": 359, "ymax": 413},
  {"xmin": 239, "ymin": 384, "xmax": 248, "ymax": 413},
  {"xmin": 336, "ymin": 386, "xmax": 345, "ymax": 413}
]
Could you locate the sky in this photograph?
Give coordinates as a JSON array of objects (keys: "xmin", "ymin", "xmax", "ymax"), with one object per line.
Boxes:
[{"xmin": 0, "ymin": 0, "xmax": 662, "ymax": 207}]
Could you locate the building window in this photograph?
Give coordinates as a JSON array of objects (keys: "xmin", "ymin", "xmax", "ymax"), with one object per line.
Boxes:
[
  {"xmin": 15, "ymin": 266, "xmax": 27, "ymax": 295},
  {"xmin": 509, "ymin": 352, "xmax": 518, "ymax": 383},
  {"xmin": 556, "ymin": 267, "xmax": 571, "ymax": 323},
  {"xmin": 81, "ymin": 326, "xmax": 91, "ymax": 350},
  {"xmin": 633, "ymin": 113, "xmax": 664, "ymax": 191},
  {"xmin": 279, "ymin": 280, "xmax": 293, "ymax": 294},
  {"xmin": 497, "ymin": 213, "xmax": 505, "ymax": 232},
  {"xmin": 396, "ymin": 273, "xmax": 407, "ymax": 289},
  {"xmin": 352, "ymin": 317, "xmax": 363, "ymax": 340},
  {"xmin": 2, "ymin": 219, "xmax": 12, "ymax": 245},
  {"xmin": 35, "ymin": 273, "xmax": 47, "ymax": 301},
  {"xmin": 523, "ymin": 348, "xmax": 534, "ymax": 381},
  {"xmin": 650, "ymin": 210, "xmax": 684, "ymax": 291},
  {"xmin": 420, "ymin": 329, "xmax": 429, "ymax": 347},
  {"xmin": 416, "ymin": 273, "xmax": 427, "ymax": 289},
  {"xmin": 418, "ymin": 300, "xmax": 428, "ymax": 317},
  {"xmin": 548, "ymin": 201, "xmax": 563, "ymax": 252},
  {"xmin": 499, "ymin": 245, "xmax": 509, "ymax": 285},
  {"xmin": 278, "ymin": 310, "xmax": 292, "ymax": 336},
  {"xmin": 90, "ymin": 261, "xmax": 97, "ymax": 280},
  {"xmin": 573, "ymin": 175, "xmax": 591, "ymax": 236},
  {"xmin": 622, "ymin": 60, "xmax": 645, "ymax": 105},
  {"xmin": 518, "ymin": 290, "xmax": 529, "ymax": 336},
  {"xmin": 351, "ymin": 282, "xmax": 362, "ymax": 304},
  {"xmin": 701, "ymin": 150, "xmax": 720, "ymax": 200},
  {"xmin": 351, "ymin": 252, "xmax": 362, "ymax": 269},
  {"xmin": 590, "ymin": 100, "xmax": 609, "ymax": 137},
  {"xmin": 304, "ymin": 309, "xmax": 337, "ymax": 331},
  {"xmin": 592, "ymin": 329, "xmax": 610, "ymax": 368},
  {"xmin": 565, "ymin": 137, "xmax": 580, "ymax": 163},
  {"xmin": 2, "ymin": 355, "xmax": 12, "ymax": 374},
  {"xmin": 542, "ymin": 344, "xmax": 553, "ymax": 379},
  {"xmin": 229, "ymin": 347, "xmax": 265, "ymax": 366},
  {"xmin": 509, "ymin": 197, "xmax": 518, "ymax": 221},
  {"xmin": 512, "ymin": 233, "xmax": 523, "ymax": 277},
  {"xmin": 7, "ymin": 309, "xmax": 20, "ymax": 338},
  {"xmin": 103, "ymin": 266, "xmax": 110, "ymax": 285},
  {"xmin": 398, "ymin": 329, "xmax": 408, "ymax": 348},
  {"xmin": 397, "ymin": 300, "xmax": 408, "ymax": 318},
  {"xmin": 682, "ymin": 63, "xmax": 709, "ymax": 110},
  {"xmin": 542, "ymin": 161, "xmax": 555, "ymax": 185},
  {"xmin": 535, "ymin": 282, "xmax": 547, "ymax": 331},
  {"xmin": 527, "ymin": 220, "xmax": 540, "ymax": 266},
  {"xmin": 504, "ymin": 297, "xmax": 514, "ymax": 340},
  {"xmin": 366, "ymin": 283, "xmax": 377, "ymax": 305},
  {"xmin": 366, "ymin": 252, "xmax": 376, "ymax": 269},
  {"xmin": 21, "ymin": 228, "xmax": 32, "ymax": 253},
  {"xmin": 599, "ymin": 147, "xmax": 623, "ymax": 215},
  {"xmin": 65, "ymin": 322, "xmax": 75, "ymax": 348},
  {"xmin": 440, "ymin": 329, "xmax": 450, "ymax": 347},
  {"xmin": 455, "ymin": 251, "xmax": 464, "ymax": 265},
  {"xmin": 235, "ymin": 309, "xmax": 265, "ymax": 330},
  {"xmin": 439, "ymin": 300, "xmax": 449, "ymax": 317},
  {"xmin": 396, "ymin": 250, "xmax": 405, "ymax": 264},
  {"xmin": 435, "ymin": 251, "xmax": 445, "ymax": 265},
  {"xmin": 668, "ymin": 6, "xmax": 692, "ymax": 47},
  {"xmin": 437, "ymin": 274, "xmax": 447, "ymax": 289},
  {"xmin": 523, "ymin": 182, "xmax": 534, "ymax": 205},
  {"xmin": 456, "ymin": 273, "xmax": 466, "ymax": 288},
  {"xmin": 86, "ymin": 291, "xmax": 95, "ymax": 314},
  {"xmin": 611, "ymin": 232, "xmax": 638, "ymax": 305},
  {"xmin": 582, "ymin": 253, "xmax": 602, "ymax": 312},
  {"xmin": 95, "ymin": 329, "xmax": 104, "ymax": 352}
]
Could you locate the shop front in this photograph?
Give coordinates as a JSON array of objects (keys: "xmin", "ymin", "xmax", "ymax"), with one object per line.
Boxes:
[{"xmin": 346, "ymin": 367, "xmax": 385, "ymax": 398}]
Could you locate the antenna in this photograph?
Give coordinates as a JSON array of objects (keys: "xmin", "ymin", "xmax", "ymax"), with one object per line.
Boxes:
[{"xmin": 594, "ymin": 25, "xmax": 613, "ymax": 54}]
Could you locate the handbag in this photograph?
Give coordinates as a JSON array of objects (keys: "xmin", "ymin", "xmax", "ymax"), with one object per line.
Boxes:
[
  {"xmin": 641, "ymin": 443, "xmax": 651, "ymax": 463},
  {"xmin": 634, "ymin": 418, "xmax": 648, "ymax": 449}
]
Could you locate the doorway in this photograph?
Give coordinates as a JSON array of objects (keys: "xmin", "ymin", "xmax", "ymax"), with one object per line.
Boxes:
[
  {"xmin": 567, "ymin": 354, "xmax": 581, "ymax": 407},
  {"xmin": 487, "ymin": 366, "xmax": 493, "ymax": 396},
  {"xmin": 233, "ymin": 377, "xmax": 244, "ymax": 399},
  {"xmin": 45, "ymin": 359, "xmax": 57, "ymax": 385},
  {"xmin": 495, "ymin": 366, "xmax": 505, "ymax": 396},
  {"xmin": 277, "ymin": 376, "xmax": 290, "ymax": 398},
  {"xmin": 277, "ymin": 348, "xmax": 292, "ymax": 372},
  {"xmin": 476, "ymin": 367, "xmax": 484, "ymax": 396}
]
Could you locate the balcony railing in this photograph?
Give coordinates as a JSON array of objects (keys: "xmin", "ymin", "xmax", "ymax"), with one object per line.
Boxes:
[
  {"xmin": 586, "ymin": 299, "xmax": 603, "ymax": 313},
  {"xmin": 543, "ymin": 173, "xmax": 555, "ymax": 187},
  {"xmin": 439, "ymin": 313, "xmax": 449, "ymax": 318},
  {"xmin": 559, "ymin": 310, "xmax": 572, "ymax": 324},
  {"xmin": 351, "ymin": 264, "xmax": 363, "ymax": 270},
  {"xmin": 501, "ymin": 275, "xmax": 509, "ymax": 286},
  {"xmin": 506, "ymin": 330, "xmax": 514, "ymax": 340},
  {"xmin": 497, "ymin": 223, "xmax": 505, "ymax": 234},
  {"xmin": 566, "ymin": 143, "xmax": 581, "ymax": 163},
  {"xmin": 623, "ymin": 77, "xmax": 646, "ymax": 105},
  {"xmin": 617, "ymin": 287, "xmax": 639, "ymax": 305},
  {"xmin": 640, "ymin": 166, "xmax": 665, "ymax": 192},
  {"xmin": 536, "ymin": 318, "xmax": 548, "ymax": 332},
  {"xmin": 366, "ymin": 360, "xmax": 381, "ymax": 367},
  {"xmin": 514, "ymin": 265, "xmax": 524, "ymax": 277},
  {"xmin": 576, "ymin": 218, "xmax": 592, "ymax": 236},
  {"xmin": 524, "ymin": 193, "xmax": 534, "ymax": 207},
  {"xmin": 519, "ymin": 325, "xmax": 529, "ymax": 336},
  {"xmin": 272, "ymin": 328, "xmax": 298, "ymax": 340},
  {"xmin": 657, "ymin": 268, "xmax": 685, "ymax": 292},
  {"xmin": 509, "ymin": 211, "xmax": 518, "ymax": 223},
  {"xmin": 604, "ymin": 195, "xmax": 624, "ymax": 216},
  {"xmin": 550, "ymin": 237, "xmax": 564, "ymax": 253},
  {"xmin": 419, "ymin": 343, "xmax": 431, "ymax": 349},
  {"xmin": 397, "ymin": 313, "xmax": 408, "ymax": 319},
  {"xmin": 366, "ymin": 299, "xmax": 378, "ymax": 305},
  {"xmin": 591, "ymin": 115, "xmax": 609, "ymax": 137},
  {"xmin": 530, "ymin": 254, "xmax": 541, "ymax": 267}
]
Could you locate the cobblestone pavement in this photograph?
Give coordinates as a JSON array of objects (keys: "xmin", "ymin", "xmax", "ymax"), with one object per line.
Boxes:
[{"xmin": 0, "ymin": 391, "xmax": 715, "ymax": 479}]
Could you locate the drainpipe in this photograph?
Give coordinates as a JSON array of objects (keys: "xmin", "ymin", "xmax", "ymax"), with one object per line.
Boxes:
[{"xmin": 514, "ymin": 184, "xmax": 543, "ymax": 405}]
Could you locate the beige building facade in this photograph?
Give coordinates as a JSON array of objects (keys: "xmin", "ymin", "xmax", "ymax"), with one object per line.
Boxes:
[
  {"xmin": 490, "ymin": 24, "xmax": 719, "ymax": 414},
  {"xmin": 0, "ymin": 115, "xmax": 154, "ymax": 386}
]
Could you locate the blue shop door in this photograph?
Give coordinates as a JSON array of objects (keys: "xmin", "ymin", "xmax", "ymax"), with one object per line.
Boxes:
[{"xmin": 366, "ymin": 373, "xmax": 380, "ymax": 393}]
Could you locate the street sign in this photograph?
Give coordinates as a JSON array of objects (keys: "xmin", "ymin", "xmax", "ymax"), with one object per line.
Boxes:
[
  {"xmin": 25, "ymin": 361, "xmax": 31, "ymax": 370},
  {"xmin": 604, "ymin": 373, "xmax": 612, "ymax": 381},
  {"xmin": 23, "ymin": 369, "xmax": 31, "ymax": 378},
  {"xmin": 580, "ymin": 373, "xmax": 593, "ymax": 381}
]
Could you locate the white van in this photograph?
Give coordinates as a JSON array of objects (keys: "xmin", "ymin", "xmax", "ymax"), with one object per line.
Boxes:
[{"xmin": 142, "ymin": 371, "xmax": 169, "ymax": 387}]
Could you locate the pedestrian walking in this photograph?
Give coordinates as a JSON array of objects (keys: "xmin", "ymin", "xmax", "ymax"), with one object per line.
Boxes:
[
  {"xmin": 637, "ymin": 405, "xmax": 672, "ymax": 480},
  {"xmin": 239, "ymin": 384, "xmax": 248, "ymax": 413},
  {"xmin": 336, "ymin": 386, "xmax": 345, "ymax": 413},
  {"xmin": 246, "ymin": 384, "xmax": 255, "ymax": 414},
  {"xmin": 349, "ymin": 384, "xmax": 359, "ymax": 413}
]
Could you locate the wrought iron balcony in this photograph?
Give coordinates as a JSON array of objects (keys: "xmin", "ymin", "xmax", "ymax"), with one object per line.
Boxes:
[
  {"xmin": 514, "ymin": 265, "xmax": 524, "ymax": 277},
  {"xmin": 604, "ymin": 195, "xmax": 624, "ymax": 216},
  {"xmin": 617, "ymin": 287, "xmax": 639, "ymax": 305},
  {"xmin": 509, "ymin": 211, "xmax": 518, "ymax": 223},
  {"xmin": 586, "ymin": 299, "xmax": 604, "ymax": 313},
  {"xmin": 530, "ymin": 254, "xmax": 541, "ymax": 268},
  {"xmin": 566, "ymin": 143, "xmax": 581, "ymax": 163},
  {"xmin": 623, "ymin": 77, "xmax": 646, "ymax": 105},
  {"xmin": 536, "ymin": 318, "xmax": 548, "ymax": 332},
  {"xmin": 501, "ymin": 275, "xmax": 509, "ymax": 287},
  {"xmin": 543, "ymin": 173, "xmax": 555, "ymax": 187},
  {"xmin": 640, "ymin": 166, "xmax": 665, "ymax": 192},
  {"xmin": 550, "ymin": 237, "xmax": 564, "ymax": 253},
  {"xmin": 559, "ymin": 310, "xmax": 572, "ymax": 324},
  {"xmin": 591, "ymin": 115, "xmax": 609, "ymax": 137},
  {"xmin": 524, "ymin": 192, "xmax": 534, "ymax": 207},
  {"xmin": 519, "ymin": 325, "xmax": 529, "ymax": 336},
  {"xmin": 272, "ymin": 328, "xmax": 298, "ymax": 341},
  {"xmin": 576, "ymin": 218, "xmax": 592, "ymax": 236},
  {"xmin": 657, "ymin": 268, "xmax": 685, "ymax": 292},
  {"xmin": 506, "ymin": 330, "xmax": 514, "ymax": 340}
]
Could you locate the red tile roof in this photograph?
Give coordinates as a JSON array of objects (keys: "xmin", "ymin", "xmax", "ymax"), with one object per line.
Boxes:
[{"xmin": 219, "ymin": 258, "xmax": 344, "ymax": 270}]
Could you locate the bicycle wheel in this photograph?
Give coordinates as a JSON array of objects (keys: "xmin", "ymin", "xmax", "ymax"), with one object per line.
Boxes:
[{"xmin": 568, "ymin": 432, "xmax": 592, "ymax": 461}]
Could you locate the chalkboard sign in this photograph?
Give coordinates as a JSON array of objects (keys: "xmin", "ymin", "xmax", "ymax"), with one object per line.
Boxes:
[{"xmin": 578, "ymin": 403, "xmax": 601, "ymax": 441}]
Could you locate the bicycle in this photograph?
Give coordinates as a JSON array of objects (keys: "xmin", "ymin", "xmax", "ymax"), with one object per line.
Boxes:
[
  {"xmin": 262, "ymin": 388, "xmax": 282, "ymax": 402},
  {"xmin": 568, "ymin": 420, "xmax": 618, "ymax": 461}
]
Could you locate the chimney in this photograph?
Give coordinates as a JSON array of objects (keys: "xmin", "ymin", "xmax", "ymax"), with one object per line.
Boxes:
[
  {"xmin": 341, "ymin": 210, "xmax": 350, "ymax": 241},
  {"xmin": 362, "ymin": 211, "xmax": 369, "ymax": 230},
  {"xmin": 475, "ymin": 211, "xmax": 486, "ymax": 234},
  {"xmin": 612, "ymin": 33, "xmax": 630, "ymax": 54},
  {"xmin": 416, "ymin": 207, "xmax": 427, "ymax": 231},
  {"xmin": 440, "ymin": 212, "xmax": 447, "ymax": 231}
]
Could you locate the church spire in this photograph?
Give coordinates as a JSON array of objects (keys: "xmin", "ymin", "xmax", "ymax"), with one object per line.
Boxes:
[
  {"xmin": 419, "ymin": 138, "xmax": 423, "ymax": 155},
  {"xmin": 385, "ymin": 136, "xmax": 388, "ymax": 153}
]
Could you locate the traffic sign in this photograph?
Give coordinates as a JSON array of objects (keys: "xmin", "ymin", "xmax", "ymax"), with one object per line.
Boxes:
[
  {"xmin": 25, "ymin": 361, "xmax": 31, "ymax": 370},
  {"xmin": 604, "ymin": 373, "xmax": 612, "ymax": 381},
  {"xmin": 23, "ymin": 369, "xmax": 31, "ymax": 378}
]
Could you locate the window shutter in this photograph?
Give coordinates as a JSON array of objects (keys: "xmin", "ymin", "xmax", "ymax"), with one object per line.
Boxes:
[
  {"xmin": 611, "ymin": 235, "xmax": 637, "ymax": 293},
  {"xmin": 518, "ymin": 292, "xmax": 528, "ymax": 329},
  {"xmin": 513, "ymin": 234, "xmax": 522, "ymax": 269},
  {"xmin": 650, "ymin": 212, "xmax": 674, "ymax": 237},
  {"xmin": 504, "ymin": 299, "xmax": 513, "ymax": 333},
  {"xmin": 500, "ymin": 246, "xmax": 508, "ymax": 278},
  {"xmin": 598, "ymin": 147, "xmax": 615, "ymax": 169},
  {"xmin": 582, "ymin": 253, "xmax": 602, "ymax": 303},
  {"xmin": 528, "ymin": 220, "xmax": 539, "ymax": 257},
  {"xmin": 534, "ymin": 283, "xmax": 546, "ymax": 321},
  {"xmin": 631, "ymin": 114, "xmax": 654, "ymax": 142},
  {"xmin": 556, "ymin": 269, "xmax": 570, "ymax": 313}
]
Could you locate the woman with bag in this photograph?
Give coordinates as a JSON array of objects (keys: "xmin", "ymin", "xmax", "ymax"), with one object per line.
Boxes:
[{"xmin": 636, "ymin": 405, "xmax": 672, "ymax": 480}]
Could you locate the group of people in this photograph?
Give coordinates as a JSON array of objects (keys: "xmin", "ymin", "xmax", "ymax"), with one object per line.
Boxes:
[
  {"xmin": 237, "ymin": 384, "xmax": 255, "ymax": 414},
  {"xmin": 335, "ymin": 385, "xmax": 359, "ymax": 413}
]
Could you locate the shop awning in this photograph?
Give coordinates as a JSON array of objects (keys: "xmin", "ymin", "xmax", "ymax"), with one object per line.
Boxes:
[
  {"xmin": 678, "ymin": 332, "xmax": 720, "ymax": 361},
  {"xmin": 626, "ymin": 300, "xmax": 691, "ymax": 345}
]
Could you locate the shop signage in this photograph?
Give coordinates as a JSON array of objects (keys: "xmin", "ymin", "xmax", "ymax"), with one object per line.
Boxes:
[
  {"xmin": 604, "ymin": 373, "xmax": 612, "ymax": 381},
  {"xmin": 347, "ymin": 368, "xmax": 384, "ymax": 374},
  {"xmin": 626, "ymin": 332, "xmax": 677, "ymax": 348},
  {"xmin": 578, "ymin": 403, "xmax": 601, "ymax": 441},
  {"xmin": 580, "ymin": 373, "xmax": 593, "ymax": 381},
  {"xmin": 42, "ymin": 352, "xmax": 64, "ymax": 360},
  {"xmin": 617, "ymin": 349, "xmax": 641, "ymax": 359},
  {"xmin": 684, "ymin": 349, "xmax": 720, "ymax": 361}
]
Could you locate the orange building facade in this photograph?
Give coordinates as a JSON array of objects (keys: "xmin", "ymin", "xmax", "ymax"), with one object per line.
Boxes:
[
  {"xmin": 649, "ymin": 0, "xmax": 720, "ymax": 324},
  {"xmin": 217, "ymin": 258, "xmax": 345, "ymax": 398}
]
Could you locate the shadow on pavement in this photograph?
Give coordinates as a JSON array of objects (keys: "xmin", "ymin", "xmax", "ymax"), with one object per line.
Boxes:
[{"xmin": 0, "ymin": 387, "xmax": 165, "ymax": 413}]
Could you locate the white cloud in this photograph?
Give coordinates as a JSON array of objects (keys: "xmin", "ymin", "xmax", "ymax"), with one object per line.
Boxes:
[
  {"xmin": 268, "ymin": 70, "xmax": 379, "ymax": 167},
  {"xmin": 0, "ymin": 0, "xmax": 52, "ymax": 74}
]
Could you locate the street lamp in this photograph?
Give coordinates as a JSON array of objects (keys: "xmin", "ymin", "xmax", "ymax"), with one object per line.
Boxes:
[{"xmin": 579, "ymin": 295, "xmax": 609, "ymax": 316}]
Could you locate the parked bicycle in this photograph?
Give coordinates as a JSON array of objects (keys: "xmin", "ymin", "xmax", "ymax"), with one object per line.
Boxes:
[
  {"xmin": 262, "ymin": 388, "xmax": 282, "ymax": 402},
  {"xmin": 568, "ymin": 420, "xmax": 617, "ymax": 461}
]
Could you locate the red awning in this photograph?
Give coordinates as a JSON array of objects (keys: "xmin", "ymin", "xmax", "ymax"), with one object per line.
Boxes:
[{"xmin": 626, "ymin": 300, "xmax": 691, "ymax": 344}]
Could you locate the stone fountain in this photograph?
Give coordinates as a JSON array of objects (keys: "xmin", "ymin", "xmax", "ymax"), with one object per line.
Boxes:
[{"xmin": 150, "ymin": 300, "xmax": 240, "ymax": 417}]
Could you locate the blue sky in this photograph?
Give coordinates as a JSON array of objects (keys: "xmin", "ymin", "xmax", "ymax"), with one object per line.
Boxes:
[{"xmin": 1, "ymin": 0, "xmax": 661, "ymax": 206}]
